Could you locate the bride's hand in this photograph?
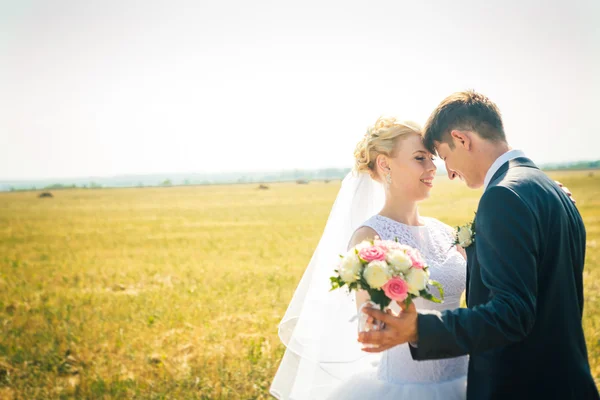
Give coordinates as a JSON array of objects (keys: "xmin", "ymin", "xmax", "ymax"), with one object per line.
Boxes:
[
  {"xmin": 358, "ymin": 302, "xmax": 384, "ymax": 333},
  {"xmin": 555, "ymin": 180, "xmax": 576, "ymax": 204},
  {"xmin": 358, "ymin": 301, "xmax": 418, "ymax": 352}
]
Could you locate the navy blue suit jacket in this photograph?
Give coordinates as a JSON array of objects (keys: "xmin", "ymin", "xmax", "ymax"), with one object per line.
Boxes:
[{"xmin": 410, "ymin": 158, "xmax": 598, "ymax": 399}]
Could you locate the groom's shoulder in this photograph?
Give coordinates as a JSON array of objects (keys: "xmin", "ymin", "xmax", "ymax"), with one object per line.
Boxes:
[
  {"xmin": 482, "ymin": 163, "xmax": 561, "ymax": 215},
  {"xmin": 489, "ymin": 159, "xmax": 551, "ymax": 194}
]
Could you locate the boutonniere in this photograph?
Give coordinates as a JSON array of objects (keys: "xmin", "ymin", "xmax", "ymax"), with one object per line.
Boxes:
[{"xmin": 453, "ymin": 213, "xmax": 476, "ymax": 248}]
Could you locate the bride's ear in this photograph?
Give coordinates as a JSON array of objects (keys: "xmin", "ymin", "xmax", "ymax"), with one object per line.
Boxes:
[
  {"xmin": 450, "ymin": 130, "xmax": 472, "ymax": 151},
  {"xmin": 376, "ymin": 154, "xmax": 391, "ymax": 174}
]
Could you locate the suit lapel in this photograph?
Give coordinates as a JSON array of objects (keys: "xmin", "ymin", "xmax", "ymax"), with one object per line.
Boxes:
[
  {"xmin": 465, "ymin": 244, "xmax": 477, "ymax": 306},
  {"xmin": 464, "ymin": 157, "xmax": 539, "ymax": 306}
]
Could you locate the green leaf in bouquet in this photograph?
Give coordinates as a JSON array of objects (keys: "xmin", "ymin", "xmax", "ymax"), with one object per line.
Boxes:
[
  {"xmin": 420, "ymin": 292, "xmax": 443, "ymax": 304},
  {"xmin": 358, "ymin": 274, "xmax": 369, "ymax": 288},
  {"xmin": 329, "ymin": 279, "xmax": 338, "ymax": 291},
  {"xmin": 367, "ymin": 288, "xmax": 391, "ymax": 310},
  {"xmin": 428, "ymin": 279, "xmax": 445, "ymax": 301},
  {"xmin": 329, "ymin": 276, "xmax": 345, "ymax": 291}
]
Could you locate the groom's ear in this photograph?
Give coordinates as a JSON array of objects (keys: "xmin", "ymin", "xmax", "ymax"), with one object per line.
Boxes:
[{"xmin": 450, "ymin": 130, "xmax": 472, "ymax": 151}]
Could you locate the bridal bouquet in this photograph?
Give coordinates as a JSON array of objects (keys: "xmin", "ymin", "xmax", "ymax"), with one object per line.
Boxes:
[{"xmin": 330, "ymin": 239, "xmax": 444, "ymax": 312}]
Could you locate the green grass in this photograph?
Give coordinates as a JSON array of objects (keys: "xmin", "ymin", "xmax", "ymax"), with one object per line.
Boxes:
[{"xmin": 0, "ymin": 171, "xmax": 598, "ymax": 398}]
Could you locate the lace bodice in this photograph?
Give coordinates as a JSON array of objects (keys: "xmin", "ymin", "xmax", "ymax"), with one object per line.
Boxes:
[{"xmin": 361, "ymin": 215, "xmax": 468, "ymax": 384}]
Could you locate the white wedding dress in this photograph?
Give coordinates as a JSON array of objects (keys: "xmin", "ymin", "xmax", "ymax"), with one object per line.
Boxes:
[
  {"xmin": 326, "ymin": 215, "xmax": 468, "ymax": 399},
  {"xmin": 270, "ymin": 173, "xmax": 468, "ymax": 400}
]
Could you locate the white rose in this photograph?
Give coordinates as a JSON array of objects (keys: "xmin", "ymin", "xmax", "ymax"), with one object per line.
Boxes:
[
  {"xmin": 386, "ymin": 249, "xmax": 412, "ymax": 274},
  {"xmin": 363, "ymin": 260, "xmax": 391, "ymax": 289},
  {"xmin": 457, "ymin": 226, "xmax": 473, "ymax": 247},
  {"xmin": 339, "ymin": 252, "xmax": 362, "ymax": 283},
  {"xmin": 406, "ymin": 268, "xmax": 430, "ymax": 295},
  {"xmin": 354, "ymin": 240, "xmax": 372, "ymax": 251}
]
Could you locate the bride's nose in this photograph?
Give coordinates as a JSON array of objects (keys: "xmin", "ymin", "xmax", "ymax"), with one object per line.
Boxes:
[{"xmin": 427, "ymin": 159, "xmax": 437, "ymax": 172}]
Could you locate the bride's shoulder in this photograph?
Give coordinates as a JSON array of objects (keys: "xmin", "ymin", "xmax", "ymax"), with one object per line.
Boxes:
[
  {"xmin": 348, "ymin": 224, "xmax": 378, "ymax": 250},
  {"xmin": 356, "ymin": 214, "xmax": 384, "ymax": 234}
]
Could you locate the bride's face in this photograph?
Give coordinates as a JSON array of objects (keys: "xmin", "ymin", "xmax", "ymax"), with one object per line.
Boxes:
[{"xmin": 383, "ymin": 134, "xmax": 437, "ymax": 201}]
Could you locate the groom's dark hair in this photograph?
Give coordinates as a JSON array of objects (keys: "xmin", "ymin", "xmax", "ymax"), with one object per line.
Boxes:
[{"xmin": 423, "ymin": 90, "xmax": 506, "ymax": 154}]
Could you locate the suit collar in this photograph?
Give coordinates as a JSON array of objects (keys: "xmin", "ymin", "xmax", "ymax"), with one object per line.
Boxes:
[
  {"xmin": 487, "ymin": 157, "xmax": 538, "ymax": 190},
  {"xmin": 483, "ymin": 149, "xmax": 526, "ymax": 190}
]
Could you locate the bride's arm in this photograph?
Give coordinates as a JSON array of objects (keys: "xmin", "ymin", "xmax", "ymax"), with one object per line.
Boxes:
[{"xmin": 348, "ymin": 226, "xmax": 379, "ymax": 311}]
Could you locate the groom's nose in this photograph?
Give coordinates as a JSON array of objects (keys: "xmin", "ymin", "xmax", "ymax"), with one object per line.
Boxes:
[{"xmin": 447, "ymin": 169, "xmax": 457, "ymax": 180}]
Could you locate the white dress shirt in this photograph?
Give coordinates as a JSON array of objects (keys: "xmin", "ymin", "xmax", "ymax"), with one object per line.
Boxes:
[{"xmin": 483, "ymin": 149, "xmax": 526, "ymax": 191}]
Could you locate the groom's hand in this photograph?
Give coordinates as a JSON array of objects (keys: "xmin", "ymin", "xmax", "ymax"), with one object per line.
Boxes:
[{"xmin": 357, "ymin": 301, "xmax": 418, "ymax": 353}]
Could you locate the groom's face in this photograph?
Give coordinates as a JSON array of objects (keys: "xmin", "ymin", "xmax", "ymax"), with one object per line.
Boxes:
[{"xmin": 435, "ymin": 141, "xmax": 481, "ymax": 189}]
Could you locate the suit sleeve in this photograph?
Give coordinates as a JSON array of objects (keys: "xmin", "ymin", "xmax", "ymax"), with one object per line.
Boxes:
[{"xmin": 411, "ymin": 186, "xmax": 539, "ymax": 360}]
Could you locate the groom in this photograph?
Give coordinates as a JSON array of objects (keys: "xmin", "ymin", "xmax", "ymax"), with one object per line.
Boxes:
[{"xmin": 358, "ymin": 90, "xmax": 599, "ymax": 399}]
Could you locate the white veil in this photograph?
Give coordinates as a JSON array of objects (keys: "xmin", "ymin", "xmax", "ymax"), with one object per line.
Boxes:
[{"xmin": 270, "ymin": 171, "xmax": 386, "ymax": 400}]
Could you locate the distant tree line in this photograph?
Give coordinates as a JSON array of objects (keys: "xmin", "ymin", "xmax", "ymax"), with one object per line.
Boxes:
[
  {"xmin": 542, "ymin": 160, "xmax": 600, "ymax": 170},
  {"xmin": 3, "ymin": 163, "xmax": 598, "ymax": 192}
]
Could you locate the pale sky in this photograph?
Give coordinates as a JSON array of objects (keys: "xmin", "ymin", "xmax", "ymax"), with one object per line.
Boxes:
[{"xmin": 1, "ymin": 0, "xmax": 599, "ymax": 180}]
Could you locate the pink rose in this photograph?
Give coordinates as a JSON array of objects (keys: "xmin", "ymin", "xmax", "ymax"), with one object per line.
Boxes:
[
  {"xmin": 359, "ymin": 246, "xmax": 386, "ymax": 262},
  {"xmin": 383, "ymin": 278, "xmax": 409, "ymax": 302},
  {"xmin": 407, "ymin": 249, "xmax": 425, "ymax": 269},
  {"xmin": 373, "ymin": 239, "xmax": 389, "ymax": 251},
  {"xmin": 376, "ymin": 239, "xmax": 402, "ymax": 251}
]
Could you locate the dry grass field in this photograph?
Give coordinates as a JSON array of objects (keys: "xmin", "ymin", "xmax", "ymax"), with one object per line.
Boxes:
[{"xmin": 0, "ymin": 170, "xmax": 598, "ymax": 399}]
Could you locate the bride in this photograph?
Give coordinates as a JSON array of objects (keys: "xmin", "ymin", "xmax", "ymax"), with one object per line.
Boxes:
[{"xmin": 270, "ymin": 116, "xmax": 468, "ymax": 399}]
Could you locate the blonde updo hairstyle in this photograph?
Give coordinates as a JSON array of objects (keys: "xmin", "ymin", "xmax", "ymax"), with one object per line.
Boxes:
[{"xmin": 354, "ymin": 116, "xmax": 422, "ymax": 182}]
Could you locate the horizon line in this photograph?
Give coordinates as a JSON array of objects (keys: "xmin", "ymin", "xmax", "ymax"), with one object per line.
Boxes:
[{"xmin": 2, "ymin": 158, "xmax": 599, "ymax": 183}]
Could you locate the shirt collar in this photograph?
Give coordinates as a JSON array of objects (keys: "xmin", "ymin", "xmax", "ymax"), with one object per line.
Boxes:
[{"xmin": 483, "ymin": 149, "xmax": 526, "ymax": 191}]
